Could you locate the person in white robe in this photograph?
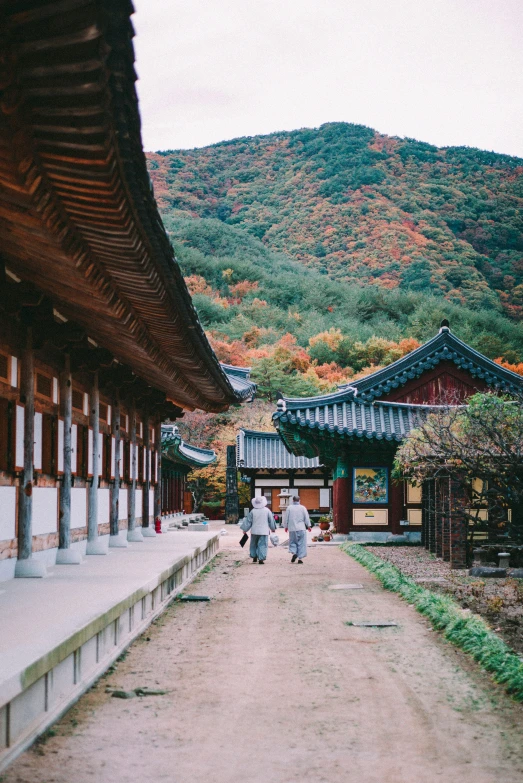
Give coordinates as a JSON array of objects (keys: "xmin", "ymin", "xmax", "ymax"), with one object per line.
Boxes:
[
  {"xmin": 241, "ymin": 496, "xmax": 276, "ymax": 564},
  {"xmin": 284, "ymin": 496, "xmax": 311, "ymax": 563}
]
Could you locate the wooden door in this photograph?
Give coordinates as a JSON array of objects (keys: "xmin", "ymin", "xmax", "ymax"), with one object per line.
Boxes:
[{"xmin": 298, "ymin": 488, "xmax": 320, "ymax": 510}]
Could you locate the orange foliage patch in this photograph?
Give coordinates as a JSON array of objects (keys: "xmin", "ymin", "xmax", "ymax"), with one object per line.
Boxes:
[{"xmin": 494, "ymin": 358, "xmax": 523, "ymax": 376}]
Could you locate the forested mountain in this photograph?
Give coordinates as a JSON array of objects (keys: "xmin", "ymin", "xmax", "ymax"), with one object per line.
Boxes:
[
  {"xmin": 147, "ymin": 122, "xmax": 523, "ymax": 318},
  {"xmin": 148, "ymin": 124, "xmax": 523, "ymax": 508},
  {"xmin": 144, "ymin": 122, "xmax": 523, "ymax": 403}
]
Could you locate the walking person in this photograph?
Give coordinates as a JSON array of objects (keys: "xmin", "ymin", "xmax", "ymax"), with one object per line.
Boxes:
[
  {"xmin": 241, "ymin": 496, "xmax": 276, "ymax": 565},
  {"xmin": 284, "ymin": 495, "xmax": 311, "ymax": 564}
]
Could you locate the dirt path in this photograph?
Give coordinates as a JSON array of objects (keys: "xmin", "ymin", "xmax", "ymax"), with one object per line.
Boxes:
[{"xmin": 5, "ymin": 535, "xmax": 523, "ymax": 783}]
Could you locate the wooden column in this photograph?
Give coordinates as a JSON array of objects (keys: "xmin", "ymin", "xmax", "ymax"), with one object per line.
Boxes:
[
  {"xmin": 153, "ymin": 419, "xmax": 162, "ymax": 522},
  {"xmin": 109, "ymin": 393, "xmax": 127, "ymax": 547},
  {"xmin": 141, "ymin": 409, "xmax": 155, "ymax": 536},
  {"xmin": 426, "ymin": 479, "xmax": 436, "ymax": 553},
  {"xmin": 434, "ymin": 477, "xmax": 444, "ymax": 558},
  {"xmin": 127, "ymin": 402, "xmax": 143, "ymax": 541},
  {"xmin": 449, "ymin": 478, "xmax": 468, "ymax": 569},
  {"xmin": 15, "ymin": 329, "xmax": 46, "ymax": 577},
  {"xmin": 225, "ymin": 444, "xmax": 239, "ymax": 524},
  {"xmin": 332, "ymin": 457, "xmax": 350, "ymax": 535},
  {"xmin": 389, "ymin": 477, "xmax": 403, "ymax": 535},
  {"xmin": 86, "ymin": 371, "xmax": 106, "ymax": 555},
  {"xmin": 56, "ymin": 356, "xmax": 82, "ymax": 564}
]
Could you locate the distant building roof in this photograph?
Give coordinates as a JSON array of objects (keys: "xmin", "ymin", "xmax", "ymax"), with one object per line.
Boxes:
[
  {"xmin": 221, "ymin": 365, "xmax": 256, "ymax": 400},
  {"xmin": 161, "ymin": 426, "xmax": 216, "ymax": 469},
  {"xmin": 273, "ymin": 400, "xmax": 428, "ymax": 458},
  {"xmin": 237, "ymin": 429, "xmax": 322, "ymax": 470}
]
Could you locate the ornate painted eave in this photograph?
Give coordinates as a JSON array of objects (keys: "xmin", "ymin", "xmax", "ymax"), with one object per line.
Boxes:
[
  {"xmin": 161, "ymin": 426, "xmax": 216, "ymax": 469},
  {"xmin": 349, "ymin": 326, "xmax": 523, "ymax": 402},
  {"xmin": 0, "ymin": 0, "xmax": 255, "ymax": 413},
  {"xmin": 237, "ymin": 428, "xmax": 322, "ymax": 470}
]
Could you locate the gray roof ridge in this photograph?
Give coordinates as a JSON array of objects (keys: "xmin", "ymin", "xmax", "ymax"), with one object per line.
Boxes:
[
  {"xmin": 240, "ymin": 428, "xmax": 282, "ymax": 437},
  {"xmin": 372, "ymin": 400, "xmax": 463, "ymax": 409},
  {"xmin": 278, "ymin": 386, "xmax": 358, "ymax": 410}
]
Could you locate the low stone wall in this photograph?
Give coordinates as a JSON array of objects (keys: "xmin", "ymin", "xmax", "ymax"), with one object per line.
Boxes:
[{"xmin": 0, "ymin": 535, "xmax": 218, "ymax": 773}]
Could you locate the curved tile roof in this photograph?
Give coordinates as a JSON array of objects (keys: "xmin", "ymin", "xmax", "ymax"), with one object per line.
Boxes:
[
  {"xmin": 350, "ymin": 326, "xmax": 523, "ymax": 402},
  {"xmin": 221, "ymin": 365, "xmax": 256, "ymax": 400},
  {"xmin": 0, "ymin": 0, "xmax": 255, "ymax": 412},
  {"xmin": 237, "ymin": 429, "xmax": 322, "ymax": 469},
  {"xmin": 274, "ymin": 400, "xmax": 428, "ymax": 444},
  {"xmin": 161, "ymin": 426, "xmax": 216, "ymax": 468}
]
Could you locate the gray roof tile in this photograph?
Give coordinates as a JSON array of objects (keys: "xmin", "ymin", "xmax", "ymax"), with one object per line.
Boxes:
[{"xmin": 237, "ymin": 429, "xmax": 322, "ymax": 469}]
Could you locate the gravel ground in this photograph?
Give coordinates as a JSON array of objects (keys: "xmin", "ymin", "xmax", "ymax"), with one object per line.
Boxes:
[
  {"xmin": 369, "ymin": 546, "xmax": 523, "ymax": 655},
  {"xmin": 4, "ymin": 535, "xmax": 523, "ymax": 783}
]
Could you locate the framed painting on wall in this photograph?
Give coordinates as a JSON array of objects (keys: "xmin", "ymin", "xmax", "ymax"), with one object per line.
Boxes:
[{"xmin": 353, "ymin": 467, "xmax": 388, "ymax": 504}]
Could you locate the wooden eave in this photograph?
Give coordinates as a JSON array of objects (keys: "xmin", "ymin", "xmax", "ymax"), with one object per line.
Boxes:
[{"xmin": 0, "ymin": 0, "xmax": 247, "ymax": 412}]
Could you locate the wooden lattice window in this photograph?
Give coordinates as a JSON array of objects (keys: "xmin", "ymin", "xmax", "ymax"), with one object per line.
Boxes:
[
  {"xmin": 72, "ymin": 389, "xmax": 84, "ymax": 411},
  {"xmin": 36, "ymin": 372, "xmax": 52, "ymax": 399},
  {"xmin": 99, "ymin": 402, "xmax": 108, "ymax": 423},
  {"xmin": 0, "ymin": 353, "xmax": 8, "ymax": 381}
]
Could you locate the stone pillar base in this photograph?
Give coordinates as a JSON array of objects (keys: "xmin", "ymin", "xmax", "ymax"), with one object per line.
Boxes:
[
  {"xmin": 109, "ymin": 535, "xmax": 128, "ymax": 548},
  {"xmin": 86, "ymin": 538, "xmax": 109, "ymax": 555},
  {"xmin": 56, "ymin": 549, "xmax": 83, "ymax": 565},
  {"xmin": 141, "ymin": 527, "xmax": 156, "ymax": 538},
  {"xmin": 127, "ymin": 528, "xmax": 144, "ymax": 542},
  {"xmin": 14, "ymin": 558, "xmax": 47, "ymax": 578}
]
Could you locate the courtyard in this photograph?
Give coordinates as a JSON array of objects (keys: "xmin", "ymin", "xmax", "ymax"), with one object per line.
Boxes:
[{"xmin": 4, "ymin": 529, "xmax": 523, "ymax": 783}]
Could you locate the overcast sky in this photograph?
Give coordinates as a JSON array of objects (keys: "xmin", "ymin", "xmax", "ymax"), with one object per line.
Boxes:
[{"xmin": 133, "ymin": 0, "xmax": 522, "ymax": 157}]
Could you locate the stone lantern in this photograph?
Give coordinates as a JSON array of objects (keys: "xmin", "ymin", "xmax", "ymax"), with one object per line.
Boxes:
[{"xmin": 277, "ymin": 488, "xmax": 292, "ymax": 513}]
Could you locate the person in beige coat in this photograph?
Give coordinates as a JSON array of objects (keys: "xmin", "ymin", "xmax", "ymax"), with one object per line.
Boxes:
[{"xmin": 284, "ymin": 496, "xmax": 311, "ymax": 563}]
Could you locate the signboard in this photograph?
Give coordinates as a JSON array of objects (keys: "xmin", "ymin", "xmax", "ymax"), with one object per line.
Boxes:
[{"xmin": 353, "ymin": 508, "xmax": 388, "ymax": 526}]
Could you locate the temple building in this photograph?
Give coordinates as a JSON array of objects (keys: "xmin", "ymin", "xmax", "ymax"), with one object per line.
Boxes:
[
  {"xmin": 0, "ymin": 1, "xmax": 254, "ymax": 580},
  {"xmin": 161, "ymin": 425, "xmax": 216, "ymax": 515},
  {"xmin": 273, "ymin": 322, "xmax": 523, "ymax": 564},
  {"xmin": 237, "ymin": 428, "xmax": 331, "ymax": 518}
]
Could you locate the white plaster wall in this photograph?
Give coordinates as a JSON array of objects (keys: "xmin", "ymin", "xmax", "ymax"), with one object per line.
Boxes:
[
  {"xmin": 135, "ymin": 488, "xmax": 143, "ymax": 517},
  {"xmin": 33, "ymin": 412, "xmax": 43, "ymax": 471},
  {"xmin": 97, "ymin": 488, "xmax": 110, "ymax": 525},
  {"xmin": 149, "ymin": 489, "xmax": 154, "ymax": 516},
  {"xmin": 0, "ymin": 487, "xmax": 16, "ymax": 540},
  {"xmin": 32, "ymin": 488, "xmax": 58, "ymax": 535},
  {"xmin": 118, "ymin": 490, "xmax": 128, "ymax": 522},
  {"xmin": 71, "ymin": 488, "xmax": 87, "ymax": 529},
  {"xmin": 255, "ymin": 478, "xmax": 289, "ymax": 487},
  {"xmin": 319, "ymin": 488, "xmax": 331, "ymax": 508},
  {"xmin": 15, "ymin": 405, "xmax": 24, "ymax": 469}
]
